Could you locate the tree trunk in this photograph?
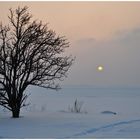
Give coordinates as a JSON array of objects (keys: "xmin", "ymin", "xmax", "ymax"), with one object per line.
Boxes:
[{"xmin": 12, "ymin": 108, "xmax": 20, "ymax": 118}]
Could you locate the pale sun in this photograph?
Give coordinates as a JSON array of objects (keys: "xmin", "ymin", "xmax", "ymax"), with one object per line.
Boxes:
[{"xmin": 97, "ymin": 66, "xmax": 104, "ymax": 71}]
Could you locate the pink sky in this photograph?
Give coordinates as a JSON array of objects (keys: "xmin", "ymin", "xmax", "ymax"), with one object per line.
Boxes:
[
  {"xmin": 1, "ymin": 2, "xmax": 140, "ymax": 87},
  {"xmin": 0, "ymin": 2, "xmax": 140, "ymax": 41}
]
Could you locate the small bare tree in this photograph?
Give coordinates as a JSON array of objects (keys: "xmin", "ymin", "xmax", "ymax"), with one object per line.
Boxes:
[
  {"xmin": 68, "ymin": 99, "xmax": 84, "ymax": 113},
  {"xmin": 0, "ymin": 6, "xmax": 74, "ymax": 118}
]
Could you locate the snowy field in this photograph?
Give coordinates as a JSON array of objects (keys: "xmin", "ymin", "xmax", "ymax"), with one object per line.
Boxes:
[{"xmin": 0, "ymin": 86, "xmax": 140, "ymax": 138}]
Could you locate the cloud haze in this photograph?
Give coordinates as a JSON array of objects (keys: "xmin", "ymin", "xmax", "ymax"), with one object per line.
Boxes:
[{"xmin": 64, "ymin": 29, "xmax": 140, "ymax": 88}]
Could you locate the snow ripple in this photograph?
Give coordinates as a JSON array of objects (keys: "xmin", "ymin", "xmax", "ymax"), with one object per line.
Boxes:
[{"xmin": 65, "ymin": 119, "xmax": 140, "ymax": 138}]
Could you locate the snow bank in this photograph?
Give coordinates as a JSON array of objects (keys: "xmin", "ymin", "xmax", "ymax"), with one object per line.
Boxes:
[{"xmin": 0, "ymin": 87, "xmax": 140, "ymax": 138}]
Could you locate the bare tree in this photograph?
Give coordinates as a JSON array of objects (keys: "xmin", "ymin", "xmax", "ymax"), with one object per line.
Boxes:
[{"xmin": 0, "ymin": 6, "xmax": 74, "ymax": 118}]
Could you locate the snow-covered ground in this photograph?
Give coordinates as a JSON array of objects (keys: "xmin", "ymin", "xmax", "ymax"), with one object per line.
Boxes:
[{"xmin": 0, "ymin": 86, "xmax": 140, "ymax": 138}]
